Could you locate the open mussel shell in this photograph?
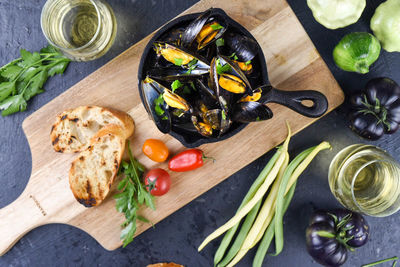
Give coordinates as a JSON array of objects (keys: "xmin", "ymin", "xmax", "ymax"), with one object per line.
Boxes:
[
  {"xmin": 225, "ymin": 32, "xmax": 259, "ymax": 62},
  {"xmin": 141, "ymin": 77, "xmax": 172, "ymax": 133},
  {"xmin": 181, "ymin": 8, "xmax": 227, "ymax": 51},
  {"xmin": 154, "ymin": 42, "xmax": 210, "ymax": 74},
  {"xmin": 205, "ymin": 109, "xmax": 232, "ymax": 136},
  {"xmin": 210, "ymin": 55, "xmax": 253, "ymax": 106},
  {"xmin": 232, "ymin": 101, "xmax": 273, "ymax": 123},
  {"xmin": 195, "ymin": 78, "xmax": 219, "ymax": 108},
  {"xmin": 147, "ymin": 66, "xmax": 204, "ymax": 82}
]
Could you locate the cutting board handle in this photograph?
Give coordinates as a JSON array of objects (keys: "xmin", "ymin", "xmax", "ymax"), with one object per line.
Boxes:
[{"xmin": 0, "ymin": 193, "xmax": 44, "ymax": 256}]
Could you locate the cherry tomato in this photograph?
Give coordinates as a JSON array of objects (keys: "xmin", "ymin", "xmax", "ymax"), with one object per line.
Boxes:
[
  {"xmin": 142, "ymin": 139, "xmax": 169, "ymax": 162},
  {"xmin": 169, "ymin": 149, "xmax": 212, "ymax": 172},
  {"xmin": 144, "ymin": 168, "xmax": 171, "ymax": 196}
]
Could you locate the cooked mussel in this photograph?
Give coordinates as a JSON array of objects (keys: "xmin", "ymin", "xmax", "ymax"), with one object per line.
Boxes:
[
  {"xmin": 225, "ymin": 33, "xmax": 259, "ymax": 62},
  {"xmin": 181, "ymin": 8, "xmax": 227, "ymax": 51},
  {"xmin": 232, "ymin": 101, "xmax": 273, "ymax": 123},
  {"xmin": 163, "ymin": 88, "xmax": 191, "ymax": 111},
  {"xmin": 141, "ymin": 77, "xmax": 171, "ymax": 133},
  {"xmin": 154, "ymin": 42, "xmax": 210, "ymax": 74},
  {"xmin": 239, "ymin": 87, "xmax": 262, "ymax": 102},
  {"xmin": 219, "ymin": 73, "xmax": 246, "ymax": 94},
  {"xmin": 147, "ymin": 66, "xmax": 205, "ymax": 82},
  {"xmin": 192, "ymin": 115, "xmax": 213, "ymax": 137}
]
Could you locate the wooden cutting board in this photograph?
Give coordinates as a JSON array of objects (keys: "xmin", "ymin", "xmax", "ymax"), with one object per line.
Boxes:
[{"xmin": 0, "ymin": 0, "xmax": 344, "ymax": 256}]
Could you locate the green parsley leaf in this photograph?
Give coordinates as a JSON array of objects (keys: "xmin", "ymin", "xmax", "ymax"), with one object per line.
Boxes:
[
  {"xmin": 0, "ymin": 45, "xmax": 70, "ymax": 116},
  {"xmin": 171, "ymin": 80, "xmax": 183, "ymax": 92},
  {"xmin": 245, "ymin": 60, "xmax": 252, "ymax": 65},
  {"xmin": 115, "ymin": 141, "xmax": 155, "ymax": 247},
  {"xmin": 256, "ymin": 116, "xmax": 261, "ymax": 121},
  {"xmin": 234, "ymin": 55, "xmax": 238, "ymax": 60},
  {"xmin": 216, "ymin": 38, "xmax": 225, "ymax": 47},
  {"xmin": 0, "ymin": 94, "xmax": 27, "ymax": 116},
  {"xmin": 0, "ymin": 65, "xmax": 22, "ymax": 80},
  {"xmin": 187, "ymin": 59, "xmax": 198, "ymax": 68},
  {"xmin": 154, "ymin": 94, "xmax": 165, "ymax": 116},
  {"xmin": 229, "ymin": 52, "xmax": 236, "ymax": 58},
  {"xmin": 216, "ymin": 59, "xmax": 232, "ymax": 75},
  {"xmin": 0, "ymin": 82, "xmax": 16, "ymax": 102},
  {"xmin": 221, "ymin": 110, "xmax": 227, "ymax": 120},
  {"xmin": 210, "ymin": 23, "xmax": 224, "ymax": 30},
  {"xmin": 174, "ymin": 58, "xmax": 183, "ymax": 66}
]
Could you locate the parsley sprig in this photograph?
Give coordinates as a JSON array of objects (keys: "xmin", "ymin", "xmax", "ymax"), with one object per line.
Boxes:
[
  {"xmin": 0, "ymin": 45, "xmax": 70, "ymax": 116},
  {"xmin": 114, "ymin": 141, "xmax": 155, "ymax": 247}
]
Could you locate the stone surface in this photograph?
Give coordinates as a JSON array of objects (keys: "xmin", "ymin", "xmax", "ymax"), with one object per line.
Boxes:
[{"xmin": 0, "ymin": 0, "xmax": 399, "ymax": 266}]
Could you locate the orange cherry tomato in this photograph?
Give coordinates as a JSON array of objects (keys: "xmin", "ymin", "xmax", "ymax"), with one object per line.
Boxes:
[{"xmin": 142, "ymin": 139, "xmax": 169, "ymax": 162}]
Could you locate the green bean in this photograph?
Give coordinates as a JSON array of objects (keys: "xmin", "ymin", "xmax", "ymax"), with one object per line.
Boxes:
[
  {"xmin": 213, "ymin": 152, "xmax": 280, "ymax": 265},
  {"xmin": 217, "ymin": 200, "xmax": 262, "ymax": 267},
  {"xmin": 274, "ymin": 142, "xmax": 331, "ymax": 256},
  {"xmin": 253, "ymin": 181, "xmax": 297, "ymax": 267}
]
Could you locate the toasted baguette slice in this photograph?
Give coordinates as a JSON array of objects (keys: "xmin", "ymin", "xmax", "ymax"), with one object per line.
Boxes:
[
  {"xmin": 69, "ymin": 124, "xmax": 126, "ymax": 207},
  {"xmin": 51, "ymin": 106, "xmax": 134, "ymax": 153}
]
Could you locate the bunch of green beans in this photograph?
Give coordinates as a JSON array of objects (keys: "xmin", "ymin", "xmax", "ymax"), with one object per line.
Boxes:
[{"xmin": 198, "ymin": 124, "xmax": 331, "ymax": 267}]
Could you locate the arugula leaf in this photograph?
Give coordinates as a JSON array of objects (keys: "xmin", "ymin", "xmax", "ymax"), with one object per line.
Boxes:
[
  {"xmin": 216, "ymin": 38, "xmax": 225, "ymax": 47},
  {"xmin": 171, "ymin": 80, "xmax": 183, "ymax": 92},
  {"xmin": 115, "ymin": 141, "xmax": 155, "ymax": 247},
  {"xmin": 173, "ymin": 58, "xmax": 183, "ymax": 66},
  {"xmin": 210, "ymin": 23, "xmax": 224, "ymax": 30},
  {"xmin": 0, "ymin": 45, "xmax": 70, "ymax": 116}
]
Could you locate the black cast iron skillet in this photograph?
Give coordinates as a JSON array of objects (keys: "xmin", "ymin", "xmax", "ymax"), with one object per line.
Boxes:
[{"xmin": 138, "ymin": 8, "xmax": 328, "ymax": 148}]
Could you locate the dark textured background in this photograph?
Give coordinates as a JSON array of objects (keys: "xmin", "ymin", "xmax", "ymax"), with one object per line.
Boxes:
[{"xmin": 1, "ymin": 0, "xmax": 399, "ymax": 266}]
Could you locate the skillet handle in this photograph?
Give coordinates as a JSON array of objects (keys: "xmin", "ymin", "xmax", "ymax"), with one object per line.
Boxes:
[{"xmin": 264, "ymin": 86, "xmax": 328, "ymax": 118}]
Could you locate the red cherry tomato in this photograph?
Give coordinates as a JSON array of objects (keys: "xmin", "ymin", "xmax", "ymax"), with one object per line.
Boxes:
[
  {"xmin": 168, "ymin": 149, "xmax": 211, "ymax": 172},
  {"xmin": 144, "ymin": 168, "xmax": 171, "ymax": 196}
]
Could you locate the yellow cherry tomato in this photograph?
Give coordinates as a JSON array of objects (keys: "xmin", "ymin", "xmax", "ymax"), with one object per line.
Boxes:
[{"xmin": 142, "ymin": 139, "xmax": 169, "ymax": 162}]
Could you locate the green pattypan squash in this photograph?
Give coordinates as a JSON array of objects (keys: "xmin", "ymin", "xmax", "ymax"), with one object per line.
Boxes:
[
  {"xmin": 307, "ymin": 0, "xmax": 366, "ymax": 29},
  {"xmin": 371, "ymin": 0, "xmax": 400, "ymax": 52},
  {"xmin": 333, "ymin": 32, "xmax": 381, "ymax": 74}
]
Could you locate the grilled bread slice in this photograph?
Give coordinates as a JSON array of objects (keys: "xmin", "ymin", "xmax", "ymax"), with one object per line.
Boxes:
[
  {"xmin": 51, "ymin": 106, "xmax": 134, "ymax": 153},
  {"xmin": 69, "ymin": 124, "xmax": 126, "ymax": 207}
]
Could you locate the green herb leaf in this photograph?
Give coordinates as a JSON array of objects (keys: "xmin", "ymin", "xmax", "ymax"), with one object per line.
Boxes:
[
  {"xmin": 154, "ymin": 94, "xmax": 165, "ymax": 116},
  {"xmin": 221, "ymin": 110, "xmax": 227, "ymax": 120},
  {"xmin": 216, "ymin": 59, "xmax": 232, "ymax": 75},
  {"xmin": 0, "ymin": 94, "xmax": 27, "ymax": 116},
  {"xmin": 216, "ymin": 38, "xmax": 225, "ymax": 47},
  {"xmin": 24, "ymin": 70, "xmax": 48, "ymax": 100},
  {"xmin": 0, "ymin": 45, "xmax": 70, "ymax": 116},
  {"xmin": 229, "ymin": 52, "xmax": 236, "ymax": 58},
  {"xmin": 234, "ymin": 55, "xmax": 238, "ymax": 60},
  {"xmin": 115, "ymin": 142, "xmax": 155, "ymax": 247},
  {"xmin": 0, "ymin": 65, "xmax": 22, "ymax": 80},
  {"xmin": 0, "ymin": 82, "xmax": 16, "ymax": 102},
  {"xmin": 171, "ymin": 80, "xmax": 183, "ymax": 92},
  {"xmin": 48, "ymin": 60, "xmax": 69, "ymax": 77},
  {"xmin": 137, "ymin": 215, "xmax": 151, "ymax": 223},
  {"xmin": 210, "ymin": 23, "xmax": 224, "ymax": 30},
  {"xmin": 185, "ymin": 59, "xmax": 198, "ymax": 74},
  {"xmin": 174, "ymin": 58, "xmax": 183, "ymax": 66},
  {"xmin": 245, "ymin": 60, "xmax": 252, "ymax": 65}
]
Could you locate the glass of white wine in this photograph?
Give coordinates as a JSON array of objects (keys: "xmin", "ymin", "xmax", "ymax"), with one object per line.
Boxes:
[
  {"xmin": 41, "ymin": 0, "xmax": 117, "ymax": 61},
  {"xmin": 329, "ymin": 144, "xmax": 400, "ymax": 217}
]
